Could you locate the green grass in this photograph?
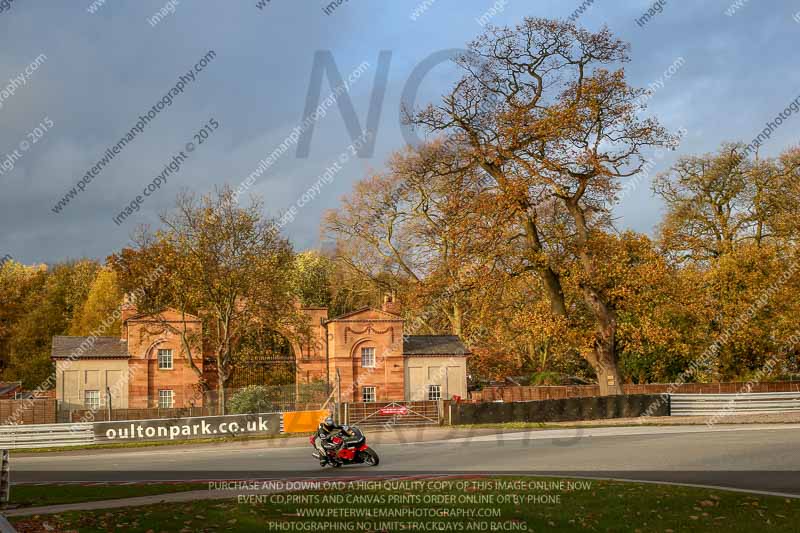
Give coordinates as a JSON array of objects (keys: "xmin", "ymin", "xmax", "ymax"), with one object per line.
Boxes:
[
  {"xmin": 8, "ymin": 477, "xmax": 799, "ymax": 532},
  {"xmin": 9, "ymin": 482, "xmax": 205, "ymax": 507}
]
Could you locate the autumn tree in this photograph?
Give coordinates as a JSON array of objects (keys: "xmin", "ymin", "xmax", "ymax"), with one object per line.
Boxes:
[
  {"xmin": 325, "ymin": 140, "xmax": 508, "ymax": 337},
  {"xmin": 654, "ymin": 144, "xmax": 759, "ymax": 262},
  {"xmin": 406, "ymin": 19, "xmax": 672, "ymax": 394},
  {"xmin": 288, "ymin": 249, "xmax": 384, "ymax": 317},
  {"xmin": 290, "ymin": 251, "xmax": 334, "ymax": 309},
  {"xmin": 111, "ymin": 187, "xmax": 301, "ymax": 413},
  {"xmin": 754, "ymin": 147, "xmax": 800, "ymax": 244},
  {"xmin": 1, "ymin": 260, "xmax": 100, "ymax": 387},
  {"xmin": 655, "ymin": 143, "xmax": 800, "ymax": 379},
  {"xmin": 69, "ymin": 267, "xmax": 123, "ymax": 336},
  {"xmin": 655, "ymin": 144, "xmax": 800, "ymax": 260}
]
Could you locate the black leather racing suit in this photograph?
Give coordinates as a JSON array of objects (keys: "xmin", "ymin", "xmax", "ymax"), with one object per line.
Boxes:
[{"xmin": 315, "ymin": 423, "xmax": 344, "ymax": 461}]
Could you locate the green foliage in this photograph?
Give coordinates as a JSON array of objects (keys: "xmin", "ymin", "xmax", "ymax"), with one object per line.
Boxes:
[
  {"xmin": 290, "ymin": 251, "xmax": 334, "ymax": 308},
  {"xmin": 227, "ymin": 385, "xmax": 280, "ymax": 414},
  {"xmin": 529, "ymin": 371, "xmax": 562, "ymax": 386},
  {"xmin": 1, "ymin": 259, "xmax": 102, "ymax": 388},
  {"xmin": 69, "ymin": 268, "xmax": 123, "ymax": 336}
]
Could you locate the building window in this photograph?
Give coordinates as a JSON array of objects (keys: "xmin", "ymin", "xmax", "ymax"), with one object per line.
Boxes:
[
  {"xmin": 427, "ymin": 384, "xmax": 441, "ymax": 401},
  {"xmin": 362, "ymin": 386, "xmax": 376, "ymax": 403},
  {"xmin": 158, "ymin": 349, "xmax": 173, "ymax": 370},
  {"xmin": 84, "ymin": 390, "xmax": 100, "ymax": 410},
  {"xmin": 158, "ymin": 389, "xmax": 174, "ymax": 409},
  {"xmin": 361, "ymin": 347, "xmax": 376, "ymax": 368}
]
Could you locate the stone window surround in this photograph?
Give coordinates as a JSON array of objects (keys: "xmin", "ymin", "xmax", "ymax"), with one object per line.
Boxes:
[
  {"xmin": 84, "ymin": 389, "xmax": 100, "ymax": 409},
  {"xmin": 362, "ymin": 386, "xmax": 376, "ymax": 402},
  {"xmin": 157, "ymin": 348, "xmax": 174, "ymax": 370},
  {"xmin": 360, "ymin": 346, "xmax": 376, "ymax": 368},
  {"xmin": 427, "ymin": 384, "xmax": 441, "ymax": 401},
  {"xmin": 158, "ymin": 389, "xmax": 174, "ymax": 408}
]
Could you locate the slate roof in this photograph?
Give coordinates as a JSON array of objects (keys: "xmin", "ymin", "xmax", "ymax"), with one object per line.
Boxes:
[
  {"xmin": 51, "ymin": 336, "xmax": 130, "ymax": 359},
  {"xmin": 0, "ymin": 382, "xmax": 21, "ymax": 397},
  {"xmin": 403, "ymin": 335, "xmax": 470, "ymax": 356}
]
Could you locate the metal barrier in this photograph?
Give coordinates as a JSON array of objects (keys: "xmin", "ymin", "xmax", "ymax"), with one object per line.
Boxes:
[
  {"xmin": 0, "ymin": 423, "xmax": 94, "ymax": 449},
  {"xmin": 0, "ymin": 408, "xmax": 329, "ymax": 450},
  {"xmin": 670, "ymin": 392, "xmax": 800, "ymax": 416}
]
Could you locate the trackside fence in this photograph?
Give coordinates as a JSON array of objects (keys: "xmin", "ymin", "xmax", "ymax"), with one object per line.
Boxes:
[
  {"xmin": 670, "ymin": 392, "xmax": 800, "ymax": 416},
  {"xmin": 0, "ymin": 399, "xmax": 57, "ymax": 425},
  {"xmin": 340, "ymin": 401, "xmax": 441, "ymax": 428},
  {"xmin": 0, "ymin": 409, "xmax": 328, "ymax": 450},
  {"xmin": 450, "ymin": 395, "xmax": 668, "ymax": 425},
  {"xmin": 0, "ymin": 423, "xmax": 93, "ymax": 449},
  {"xmin": 471, "ymin": 381, "xmax": 800, "ymax": 402}
]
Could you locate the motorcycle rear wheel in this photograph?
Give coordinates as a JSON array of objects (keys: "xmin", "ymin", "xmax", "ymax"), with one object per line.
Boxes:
[{"xmin": 362, "ymin": 447, "xmax": 380, "ymax": 466}]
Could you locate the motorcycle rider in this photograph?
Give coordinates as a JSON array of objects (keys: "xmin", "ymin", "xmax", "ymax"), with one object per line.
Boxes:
[
  {"xmin": 314, "ymin": 417, "xmax": 343, "ymax": 465},
  {"xmin": 314, "ymin": 417, "xmax": 363, "ymax": 465}
]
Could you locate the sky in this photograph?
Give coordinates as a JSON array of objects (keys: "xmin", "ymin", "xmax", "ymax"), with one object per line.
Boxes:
[{"xmin": 1, "ymin": 0, "xmax": 799, "ymax": 265}]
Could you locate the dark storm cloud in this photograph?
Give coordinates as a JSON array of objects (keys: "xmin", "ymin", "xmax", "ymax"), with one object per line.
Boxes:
[{"xmin": 0, "ymin": 0, "xmax": 798, "ymax": 264}]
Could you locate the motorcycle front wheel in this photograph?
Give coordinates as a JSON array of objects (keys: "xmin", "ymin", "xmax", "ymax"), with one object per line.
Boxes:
[{"xmin": 361, "ymin": 447, "xmax": 380, "ymax": 466}]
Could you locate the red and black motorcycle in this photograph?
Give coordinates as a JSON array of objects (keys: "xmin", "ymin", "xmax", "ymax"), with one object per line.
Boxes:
[{"xmin": 310, "ymin": 425, "xmax": 380, "ymax": 468}]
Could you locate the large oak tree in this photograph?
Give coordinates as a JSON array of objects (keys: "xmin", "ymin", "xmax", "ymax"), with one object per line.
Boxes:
[{"xmin": 406, "ymin": 19, "xmax": 673, "ymax": 394}]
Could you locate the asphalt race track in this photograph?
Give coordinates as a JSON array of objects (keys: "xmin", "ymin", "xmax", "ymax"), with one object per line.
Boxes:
[{"xmin": 11, "ymin": 424, "xmax": 800, "ymax": 495}]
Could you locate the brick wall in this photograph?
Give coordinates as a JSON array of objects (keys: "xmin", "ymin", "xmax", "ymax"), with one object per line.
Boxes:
[
  {"xmin": 319, "ymin": 308, "xmax": 406, "ymax": 402},
  {"xmin": 125, "ymin": 310, "xmax": 204, "ymax": 408},
  {"xmin": 295, "ymin": 307, "xmax": 329, "ymax": 385},
  {"xmin": 470, "ymin": 381, "xmax": 800, "ymax": 402}
]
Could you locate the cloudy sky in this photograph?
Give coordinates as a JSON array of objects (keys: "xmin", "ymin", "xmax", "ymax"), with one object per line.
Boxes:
[{"xmin": 1, "ymin": 0, "xmax": 799, "ymax": 265}]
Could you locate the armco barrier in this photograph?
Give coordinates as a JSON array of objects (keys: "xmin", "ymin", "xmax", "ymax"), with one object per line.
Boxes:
[
  {"xmin": 451, "ymin": 394, "xmax": 668, "ymax": 425},
  {"xmin": 670, "ymin": 392, "xmax": 800, "ymax": 416},
  {"xmin": 0, "ymin": 423, "xmax": 93, "ymax": 449},
  {"xmin": 0, "ymin": 409, "xmax": 329, "ymax": 450}
]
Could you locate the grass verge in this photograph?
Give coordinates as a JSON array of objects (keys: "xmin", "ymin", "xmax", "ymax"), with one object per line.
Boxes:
[
  {"xmin": 8, "ymin": 482, "xmax": 205, "ymax": 508},
  {"xmin": 8, "ymin": 476, "xmax": 799, "ymax": 532}
]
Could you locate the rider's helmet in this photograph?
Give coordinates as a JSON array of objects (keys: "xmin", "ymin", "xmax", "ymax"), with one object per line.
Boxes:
[{"xmin": 321, "ymin": 417, "xmax": 336, "ymax": 432}]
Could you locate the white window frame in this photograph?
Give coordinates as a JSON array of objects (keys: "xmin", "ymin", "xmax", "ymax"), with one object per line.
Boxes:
[
  {"xmin": 427, "ymin": 384, "xmax": 441, "ymax": 401},
  {"xmin": 361, "ymin": 347, "xmax": 376, "ymax": 368},
  {"xmin": 158, "ymin": 389, "xmax": 174, "ymax": 409},
  {"xmin": 157, "ymin": 348, "xmax": 173, "ymax": 370},
  {"xmin": 84, "ymin": 390, "xmax": 100, "ymax": 410},
  {"xmin": 362, "ymin": 386, "xmax": 376, "ymax": 403}
]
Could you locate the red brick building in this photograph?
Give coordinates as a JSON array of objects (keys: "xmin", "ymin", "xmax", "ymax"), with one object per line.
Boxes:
[
  {"xmin": 52, "ymin": 303, "xmax": 205, "ymax": 410},
  {"xmin": 295, "ymin": 294, "xmax": 469, "ymax": 403},
  {"xmin": 52, "ymin": 294, "xmax": 469, "ymax": 410}
]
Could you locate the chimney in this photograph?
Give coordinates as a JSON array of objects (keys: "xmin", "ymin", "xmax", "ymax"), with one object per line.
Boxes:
[
  {"xmin": 120, "ymin": 293, "xmax": 138, "ymax": 338},
  {"xmin": 382, "ymin": 291, "xmax": 401, "ymax": 315}
]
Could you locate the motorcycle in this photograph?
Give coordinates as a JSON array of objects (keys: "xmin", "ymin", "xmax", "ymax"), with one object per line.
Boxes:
[{"xmin": 310, "ymin": 425, "xmax": 380, "ymax": 468}]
